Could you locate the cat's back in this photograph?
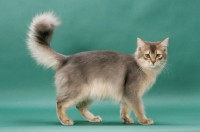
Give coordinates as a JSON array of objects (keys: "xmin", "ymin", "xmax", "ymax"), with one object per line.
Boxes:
[
  {"xmin": 58, "ymin": 50, "xmax": 134, "ymax": 79},
  {"xmin": 57, "ymin": 50, "xmax": 140, "ymax": 79},
  {"xmin": 65, "ymin": 50, "xmax": 133, "ymax": 68}
]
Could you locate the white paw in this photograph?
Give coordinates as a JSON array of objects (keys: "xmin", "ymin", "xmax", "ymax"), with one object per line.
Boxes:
[
  {"xmin": 140, "ymin": 118, "xmax": 154, "ymax": 125},
  {"xmin": 122, "ymin": 117, "xmax": 134, "ymax": 124},
  {"xmin": 89, "ymin": 116, "xmax": 102, "ymax": 122},
  {"xmin": 60, "ymin": 119, "xmax": 74, "ymax": 126}
]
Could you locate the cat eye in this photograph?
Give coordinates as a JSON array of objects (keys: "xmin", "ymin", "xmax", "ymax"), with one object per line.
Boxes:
[
  {"xmin": 156, "ymin": 54, "xmax": 162, "ymax": 58},
  {"xmin": 144, "ymin": 54, "xmax": 150, "ymax": 58}
]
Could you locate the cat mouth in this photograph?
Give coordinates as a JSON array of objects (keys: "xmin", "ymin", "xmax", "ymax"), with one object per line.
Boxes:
[{"xmin": 150, "ymin": 65, "xmax": 157, "ymax": 68}]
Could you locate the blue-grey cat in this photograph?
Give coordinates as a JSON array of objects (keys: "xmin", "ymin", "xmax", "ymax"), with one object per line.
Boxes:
[{"xmin": 27, "ymin": 12, "xmax": 168, "ymax": 125}]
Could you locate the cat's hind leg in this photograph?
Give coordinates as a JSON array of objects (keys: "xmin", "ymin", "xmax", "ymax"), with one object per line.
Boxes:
[
  {"xmin": 56, "ymin": 101, "xmax": 75, "ymax": 125},
  {"xmin": 76, "ymin": 100, "xmax": 102, "ymax": 122},
  {"xmin": 120, "ymin": 103, "xmax": 134, "ymax": 124},
  {"xmin": 56, "ymin": 91, "xmax": 90, "ymax": 125}
]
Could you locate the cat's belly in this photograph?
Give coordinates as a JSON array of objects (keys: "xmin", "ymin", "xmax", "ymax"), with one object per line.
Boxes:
[{"xmin": 86, "ymin": 79, "xmax": 123, "ymax": 102}]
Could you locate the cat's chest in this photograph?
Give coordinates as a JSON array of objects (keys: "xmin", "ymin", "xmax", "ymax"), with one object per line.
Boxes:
[{"xmin": 139, "ymin": 75, "xmax": 156, "ymax": 96}]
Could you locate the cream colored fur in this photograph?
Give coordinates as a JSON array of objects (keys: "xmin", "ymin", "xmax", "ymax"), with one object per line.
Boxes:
[{"xmin": 27, "ymin": 12, "xmax": 64, "ymax": 69}]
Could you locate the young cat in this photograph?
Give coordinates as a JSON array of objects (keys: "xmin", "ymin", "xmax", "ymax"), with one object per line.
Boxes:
[{"xmin": 27, "ymin": 12, "xmax": 168, "ymax": 126}]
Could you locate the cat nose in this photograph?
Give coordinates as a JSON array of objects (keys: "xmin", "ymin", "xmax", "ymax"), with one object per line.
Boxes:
[{"xmin": 151, "ymin": 60, "xmax": 156, "ymax": 64}]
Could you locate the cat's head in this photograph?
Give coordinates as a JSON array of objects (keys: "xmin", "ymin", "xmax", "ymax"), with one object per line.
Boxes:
[{"xmin": 135, "ymin": 38, "xmax": 168, "ymax": 70}]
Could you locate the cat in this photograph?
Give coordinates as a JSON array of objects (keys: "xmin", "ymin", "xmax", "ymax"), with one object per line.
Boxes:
[{"xmin": 27, "ymin": 12, "xmax": 168, "ymax": 126}]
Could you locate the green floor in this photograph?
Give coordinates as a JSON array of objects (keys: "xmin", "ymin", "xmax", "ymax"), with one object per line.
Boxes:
[{"xmin": 1, "ymin": 92, "xmax": 200, "ymax": 132}]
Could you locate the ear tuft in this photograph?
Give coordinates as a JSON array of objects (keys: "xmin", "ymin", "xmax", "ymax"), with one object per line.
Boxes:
[
  {"xmin": 137, "ymin": 38, "xmax": 146, "ymax": 48},
  {"xmin": 160, "ymin": 38, "xmax": 169, "ymax": 47}
]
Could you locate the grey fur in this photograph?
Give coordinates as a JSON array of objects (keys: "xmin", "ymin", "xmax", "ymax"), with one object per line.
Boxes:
[
  {"xmin": 27, "ymin": 12, "xmax": 168, "ymax": 125},
  {"xmin": 56, "ymin": 51, "xmax": 140, "ymax": 102}
]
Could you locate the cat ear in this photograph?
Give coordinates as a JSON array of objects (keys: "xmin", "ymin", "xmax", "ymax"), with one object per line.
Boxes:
[
  {"xmin": 160, "ymin": 38, "xmax": 169, "ymax": 47},
  {"xmin": 137, "ymin": 38, "xmax": 147, "ymax": 48}
]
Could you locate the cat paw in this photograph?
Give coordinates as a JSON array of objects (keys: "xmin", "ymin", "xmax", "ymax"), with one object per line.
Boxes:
[
  {"xmin": 60, "ymin": 119, "xmax": 74, "ymax": 126},
  {"xmin": 89, "ymin": 116, "xmax": 102, "ymax": 122},
  {"xmin": 140, "ymin": 118, "xmax": 154, "ymax": 125},
  {"xmin": 122, "ymin": 117, "xmax": 134, "ymax": 124}
]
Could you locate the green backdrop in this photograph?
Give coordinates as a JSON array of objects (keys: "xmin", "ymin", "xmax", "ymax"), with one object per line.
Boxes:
[{"xmin": 0, "ymin": 0, "xmax": 200, "ymax": 132}]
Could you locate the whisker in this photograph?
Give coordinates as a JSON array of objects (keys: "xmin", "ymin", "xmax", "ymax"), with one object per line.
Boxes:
[
  {"xmin": 159, "ymin": 62, "xmax": 173, "ymax": 76},
  {"xmin": 165, "ymin": 65, "xmax": 173, "ymax": 76},
  {"xmin": 164, "ymin": 66, "xmax": 170, "ymax": 76},
  {"xmin": 160, "ymin": 65, "xmax": 169, "ymax": 76}
]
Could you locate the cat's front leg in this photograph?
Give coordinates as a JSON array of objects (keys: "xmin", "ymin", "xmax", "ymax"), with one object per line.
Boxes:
[
  {"xmin": 120, "ymin": 103, "xmax": 134, "ymax": 124},
  {"xmin": 125, "ymin": 97, "xmax": 154, "ymax": 125}
]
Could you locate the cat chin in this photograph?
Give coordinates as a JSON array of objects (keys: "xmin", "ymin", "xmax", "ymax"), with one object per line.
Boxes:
[{"xmin": 149, "ymin": 65, "xmax": 157, "ymax": 68}]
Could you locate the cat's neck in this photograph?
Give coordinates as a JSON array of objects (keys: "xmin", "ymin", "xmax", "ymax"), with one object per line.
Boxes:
[{"xmin": 142, "ymin": 66, "xmax": 162, "ymax": 77}]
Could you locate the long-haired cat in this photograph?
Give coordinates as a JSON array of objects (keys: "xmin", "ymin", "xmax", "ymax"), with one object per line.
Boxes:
[{"xmin": 27, "ymin": 12, "xmax": 168, "ymax": 126}]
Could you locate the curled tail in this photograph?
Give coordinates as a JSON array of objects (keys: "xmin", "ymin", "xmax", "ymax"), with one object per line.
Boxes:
[{"xmin": 27, "ymin": 12, "xmax": 65, "ymax": 69}]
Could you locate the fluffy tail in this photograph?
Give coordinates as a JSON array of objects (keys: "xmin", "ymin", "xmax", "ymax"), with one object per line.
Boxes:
[{"xmin": 27, "ymin": 12, "xmax": 65, "ymax": 69}]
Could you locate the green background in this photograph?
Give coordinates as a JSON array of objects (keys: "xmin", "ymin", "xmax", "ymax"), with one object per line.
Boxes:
[{"xmin": 0, "ymin": 0, "xmax": 200, "ymax": 131}]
